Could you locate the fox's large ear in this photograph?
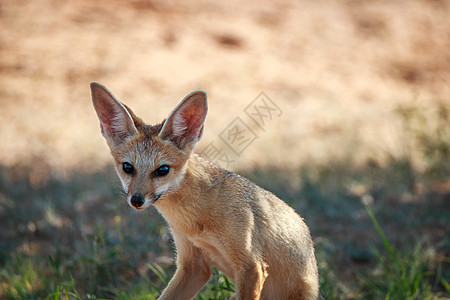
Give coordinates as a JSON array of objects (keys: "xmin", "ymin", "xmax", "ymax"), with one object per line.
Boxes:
[
  {"xmin": 90, "ymin": 82, "xmax": 138, "ymax": 146},
  {"xmin": 159, "ymin": 91, "xmax": 207, "ymax": 150}
]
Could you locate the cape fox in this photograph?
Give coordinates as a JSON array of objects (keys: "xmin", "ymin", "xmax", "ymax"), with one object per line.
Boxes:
[{"xmin": 90, "ymin": 82, "xmax": 320, "ymax": 300}]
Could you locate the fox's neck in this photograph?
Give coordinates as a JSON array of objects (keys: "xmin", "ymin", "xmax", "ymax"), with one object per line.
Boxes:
[
  {"xmin": 184, "ymin": 154, "xmax": 229, "ymax": 189},
  {"xmin": 153, "ymin": 154, "xmax": 227, "ymax": 233}
]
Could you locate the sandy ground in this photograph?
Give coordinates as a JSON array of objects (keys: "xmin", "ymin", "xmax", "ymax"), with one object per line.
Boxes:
[{"xmin": 0, "ymin": 0, "xmax": 449, "ymax": 175}]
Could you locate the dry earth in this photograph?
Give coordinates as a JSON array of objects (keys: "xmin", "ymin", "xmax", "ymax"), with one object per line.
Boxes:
[{"xmin": 1, "ymin": 0, "xmax": 449, "ymax": 178}]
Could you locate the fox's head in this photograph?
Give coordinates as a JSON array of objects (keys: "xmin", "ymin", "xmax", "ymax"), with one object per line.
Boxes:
[{"xmin": 90, "ymin": 82, "xmax": 207, "ymax": 211}]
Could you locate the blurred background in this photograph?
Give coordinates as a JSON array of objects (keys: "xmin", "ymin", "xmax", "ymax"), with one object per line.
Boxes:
[{"xmin": 0, "ymin": 0, "xmax": 449, "ymax": 298}]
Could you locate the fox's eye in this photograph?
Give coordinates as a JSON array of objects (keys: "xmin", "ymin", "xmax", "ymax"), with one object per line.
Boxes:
[
  {"xmin": 122, "ymin": 162, "xmax": 135, "ymax": 175},
  {"xmin": 154, "ymin": 165, "xmax": 170, "ymax": 177}
]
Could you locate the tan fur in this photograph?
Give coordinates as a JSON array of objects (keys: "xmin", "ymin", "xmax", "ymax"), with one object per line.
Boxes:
[{"xmin": 91, "ymin": 82, "xmax": 321, "ymax": 300}]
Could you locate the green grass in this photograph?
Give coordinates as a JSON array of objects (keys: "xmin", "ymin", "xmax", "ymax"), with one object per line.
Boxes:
[
  {"xmin": 0, "ymin": 103, "xmax": 449, "ymax": 299},
  {"xmin": 360, "ymin": 203, "xmax": 447, "ymax": 299},
  {"xmin": 1, "ymin": 162, "xmax": 447, "ymax": 300}
]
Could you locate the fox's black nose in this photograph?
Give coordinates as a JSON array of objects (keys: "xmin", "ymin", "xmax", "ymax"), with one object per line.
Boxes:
[{"xmin": 130, "ymin": 194, "xmax": 145, "ymax": 208}]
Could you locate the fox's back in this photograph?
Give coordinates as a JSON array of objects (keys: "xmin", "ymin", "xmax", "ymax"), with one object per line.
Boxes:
[{"xmin": 189, "ymin": 155, "xmax": 319, "ymax": 298}]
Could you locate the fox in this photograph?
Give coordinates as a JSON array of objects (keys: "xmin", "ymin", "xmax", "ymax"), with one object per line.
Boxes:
[{"xmin": 90, "ymin": 82, "xmax": 321, "ymax": 300}]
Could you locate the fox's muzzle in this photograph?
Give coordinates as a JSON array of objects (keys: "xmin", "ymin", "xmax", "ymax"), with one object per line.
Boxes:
[{"xmin": 153, "ymin": 193, "xmax": 163, "ymax": 203}]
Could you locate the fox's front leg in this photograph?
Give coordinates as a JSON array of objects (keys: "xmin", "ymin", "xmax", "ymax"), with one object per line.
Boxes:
[
  {"xmin": 158, "ymin": 231, "xmax": 211, "ymax": 300},
  {"xmin": 230, "ymin": 262, "xmax": 267, "ymax": 300}
]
